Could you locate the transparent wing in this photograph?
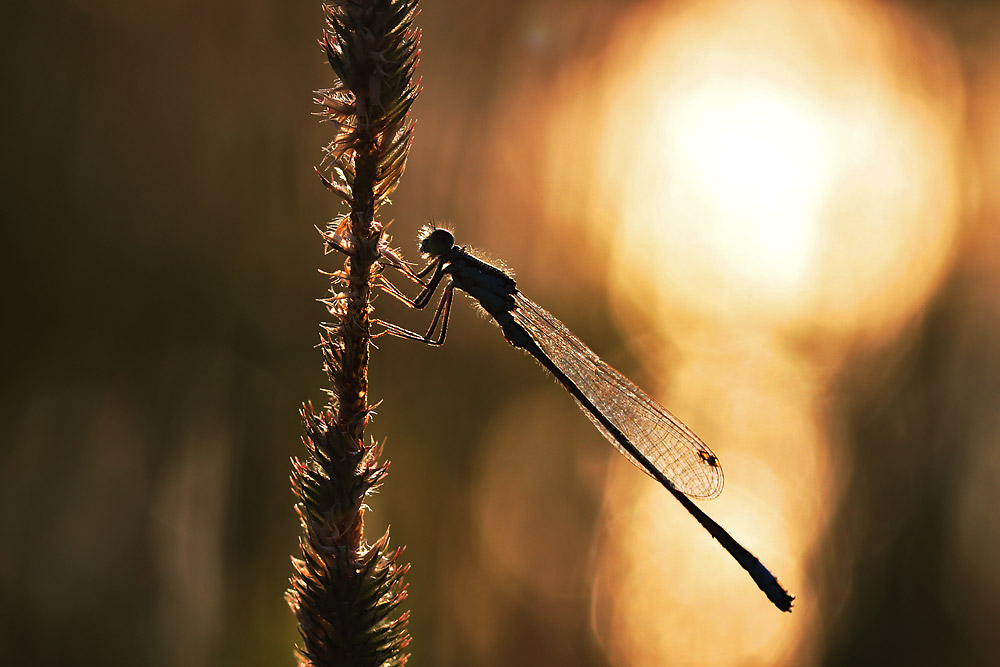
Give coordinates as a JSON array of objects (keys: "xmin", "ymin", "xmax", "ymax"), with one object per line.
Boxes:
[{"xmin": 512, "ymin": 292, "xmax": 724, "ymax": 499}]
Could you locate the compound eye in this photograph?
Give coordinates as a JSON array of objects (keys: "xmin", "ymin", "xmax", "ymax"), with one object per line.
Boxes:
[{"xmin": 420, "ymin": 228, "xmax": 455, "ymax": 255}]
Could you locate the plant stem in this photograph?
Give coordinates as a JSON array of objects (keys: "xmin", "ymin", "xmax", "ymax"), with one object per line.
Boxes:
[{"xmin": 287, "ymin": 2, "xmax": 420, "ymax": 665}]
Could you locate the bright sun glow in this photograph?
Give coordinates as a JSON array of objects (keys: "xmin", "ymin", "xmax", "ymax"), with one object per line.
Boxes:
[
  {"xmin": 549, "ymin": 0, "xmax": 962, "ymax": 335},
  {"xmin": 657, "ymin": 79, "xmax": 836, "ymax": 293},
  {"xmin": 543, "ymin": 0, "xmax": 963, "ymax": 664}
]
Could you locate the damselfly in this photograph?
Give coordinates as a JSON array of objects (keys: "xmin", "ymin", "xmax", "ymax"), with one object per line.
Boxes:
[{"xmin": 377, "ymin": 227, "xmax": 794, "ymax": 612}]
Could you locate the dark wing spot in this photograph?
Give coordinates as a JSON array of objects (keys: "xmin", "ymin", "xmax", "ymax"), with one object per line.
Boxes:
[{"xmin": 699, "ymin": 450, "xmax": 720, "ymax": 467}]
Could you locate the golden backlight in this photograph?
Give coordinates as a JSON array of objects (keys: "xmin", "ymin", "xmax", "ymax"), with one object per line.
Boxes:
[
  {"xmin": 648, "ymin": 77, "xmax": 836, "ymax": 297},
  {"xmin": 541, "ymin": 0, "xmax": 963, "ymax": 663},
  {"xmin": 548, "ymin": 0, "xmax": 962, "ymax": 337}
]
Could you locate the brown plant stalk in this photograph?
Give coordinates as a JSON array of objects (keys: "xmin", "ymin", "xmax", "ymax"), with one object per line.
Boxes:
[{"xmin": 286, "ymin": 1, "xmax": 420, "ymax": 665}]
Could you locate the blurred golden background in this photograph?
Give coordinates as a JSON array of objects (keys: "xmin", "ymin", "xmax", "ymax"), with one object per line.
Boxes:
[{"xmin": 3, "ymin": 0, "xmax": 999, "ymax": 665}]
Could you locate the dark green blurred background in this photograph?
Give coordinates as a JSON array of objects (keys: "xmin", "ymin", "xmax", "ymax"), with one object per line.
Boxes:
[{"xmin": 3, "ymin": 1, "xmax": 1000, "ymax": 665}]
